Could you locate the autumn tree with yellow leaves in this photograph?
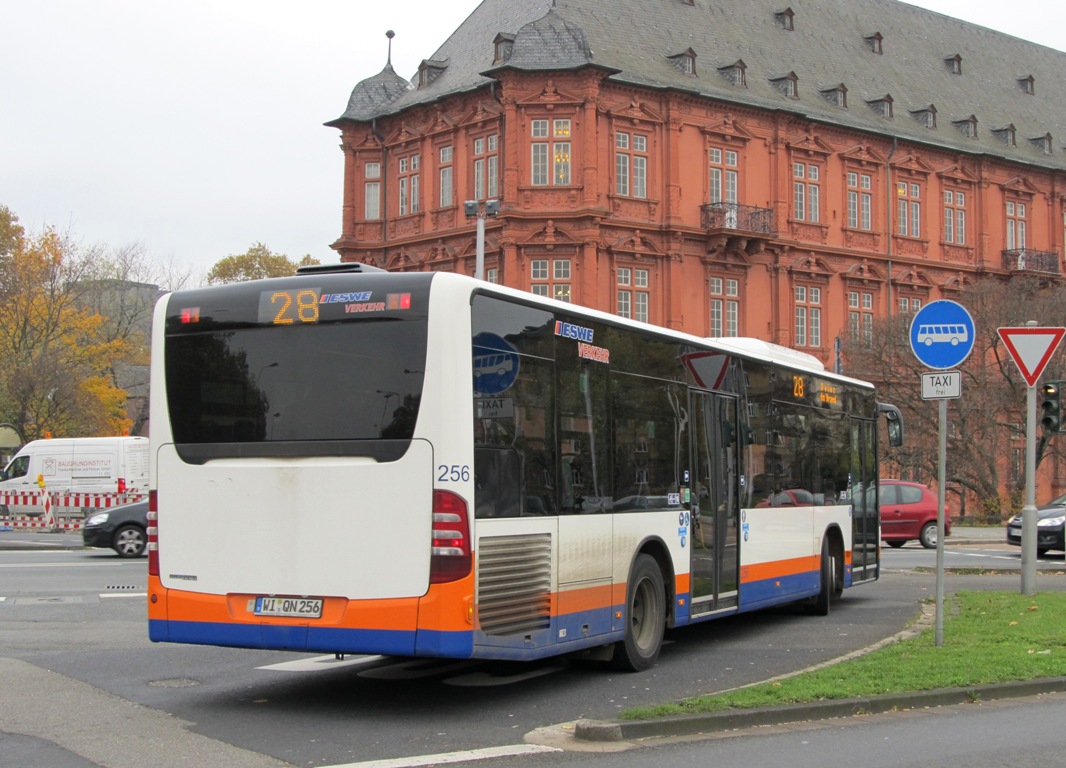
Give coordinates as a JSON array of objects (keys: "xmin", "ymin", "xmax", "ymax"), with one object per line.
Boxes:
[
  {"xmin": 0, "ymin": 206, "xmax": 137, "ymax": 440},
  {"xmin": 206, "ymin": 242, "xmax": 318, "ymax": 284}
]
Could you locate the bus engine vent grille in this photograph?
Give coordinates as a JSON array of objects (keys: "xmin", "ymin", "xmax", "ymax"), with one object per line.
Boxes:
[{"xmin": 477, "ymin": 533, "xmax": 552, "ymax": 636}]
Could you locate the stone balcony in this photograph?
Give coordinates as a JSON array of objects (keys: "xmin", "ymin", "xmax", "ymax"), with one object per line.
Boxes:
[
  {"xmin": 700, "ymin": 202, "xmax": 776, "ymax": 235},
  {"xmin": 1002, "ymin": 248, "xmax": 1061, "ymax": 275}
]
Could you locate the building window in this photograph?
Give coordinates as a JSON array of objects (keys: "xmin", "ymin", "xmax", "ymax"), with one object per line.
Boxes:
[
  {"xmin": 943, "ymin": 190, "xmax": 967, "ymax": 245},
  {"xmin": 710, "ymin": 277, "xmax": 739, "ymax": 337},
  {"xmin": 1007, "ymin": 201, "xmax": 1027, "ymax": 250},
  {"xmin": 531, "ymin": 119, "xmax": 571, "ymax": 186},
  {"xmin": 364, "ymin": 163, "xmax": 381, "ymax": 221},
  {"xmin": 709, "ymin": 147, "xmax": 739, "ymax": 207},
  {"xmin": 849, "ymin": 290, "xmax": 874, "ymax": 346},
  {"xmin": 899, "ymin": 296, "xmax": 921, "ymax": 314},
  {"xmin": 896, "ymin": 181, "xmax": 921, "ymax": 238},
  {"xmin": 397, "ymin": 154, "xmax": 420, "ymax": 216},
  {"xmin": 531, "ymin": 258, "xmax": 571, "ymax": 301},
  {"xmin": 717, "ymin": 60, "xmax": 747, "ymax": 87},
  {"xmin": 553, "ymin": 259, "xmax": 571, "ymax": 302},
  {"xmin": 846, "ymin": 172, "xmax": 872, "ymax": 230},
  {"xmin": 794, "ymin": 285, "xmax": 821, "ymax": 348},
  {"xmin": 486, "ymin": 267, "xmax": 499, "ymax": 284},
  {"xmin": 617, "ymin": 267, "xmax": 649, "ymax": 322},
  {"xmin": 439, "ymin": 146, "xmax": 453, "ymax": 208},
  {"xmin": 472, "ymin": 134, "xmax": 499, "ymax": 201},
  {"xmin": 615, "ymin": 133, "xmax": 648, "ymax": 198},
  {"xmin": 793, "ymin": 162, "xmax": 821, "ymax": 223},
  {"xmin": 364, "ymin": 182, "xmax": 380, "ymax": 220}
]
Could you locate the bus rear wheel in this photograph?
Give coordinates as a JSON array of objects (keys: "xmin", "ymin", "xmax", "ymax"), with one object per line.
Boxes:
[{"xmin": 612, "ymin": 554, "xmax": 666, "ymax": 672}]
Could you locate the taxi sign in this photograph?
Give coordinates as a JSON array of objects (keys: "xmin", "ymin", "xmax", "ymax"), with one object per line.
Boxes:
[
  {"xmin": 921, "ymin": 370, "xmax": 961, "ymax": 400},
  {"xmin": 909, "ymin": 300, "xmax": 975, "ymax": 370}
]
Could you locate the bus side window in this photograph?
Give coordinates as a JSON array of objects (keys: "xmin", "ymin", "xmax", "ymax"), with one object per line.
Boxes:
[{"xmin": 473, "ymin": 447, "xmax": 522, "ymax": 518}]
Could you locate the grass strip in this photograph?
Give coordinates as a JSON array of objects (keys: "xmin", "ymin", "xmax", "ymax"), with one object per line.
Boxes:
[{"xmin": 623, "ymin": 590, "xmax": 1066, "ymax": 720}]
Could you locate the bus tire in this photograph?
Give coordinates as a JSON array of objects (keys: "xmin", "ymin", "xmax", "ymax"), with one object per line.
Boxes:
[
  {"xmin": 806, "ymin": 537, "xmax": 832, "ymax": 616},
  {"xmin": 612, "ymin": 554, "xmax": 666, "ymax": 672}
]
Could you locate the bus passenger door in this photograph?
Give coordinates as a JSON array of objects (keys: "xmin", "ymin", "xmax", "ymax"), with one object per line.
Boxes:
[
  {"xmin": 850, "ymin": 417, "xmax": 879, "ymax": 583},
  {"xmin": 688, "ymin": 391, "xmax": 740, "ymax": 614}
]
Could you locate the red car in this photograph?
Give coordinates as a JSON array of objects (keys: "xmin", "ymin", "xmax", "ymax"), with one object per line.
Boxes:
[{"xmin": 878, "ymin": 480, "xmax": 950, "ymax": 549}]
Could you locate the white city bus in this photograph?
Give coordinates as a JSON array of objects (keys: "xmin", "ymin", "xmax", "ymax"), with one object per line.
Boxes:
[{"xmin": 148, "ymin": 265, "xmax": 901, "ymax": 671}]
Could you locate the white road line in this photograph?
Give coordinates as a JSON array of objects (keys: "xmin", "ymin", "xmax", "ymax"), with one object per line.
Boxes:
[
  {"xmin": 0, "ymin": 561, "xmax": 144, "ymax": 568},
  {"xmin": 256, "ymin": 654, "xmax": 388, "ymax": 672},
  {"xmin": 99, "ymin": 592, "xmax": 147, "ymax": 599},
  {"xmin": 320, "ymin": 744, "xmax": 561, "ymax": 768}
]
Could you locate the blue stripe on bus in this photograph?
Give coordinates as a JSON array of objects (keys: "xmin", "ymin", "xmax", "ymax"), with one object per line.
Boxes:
[
  {"xmin": 150, "ymin": 619, "xmax": 422, "ymax": 656},
  {"xmin": 737, "ymin": 569, "xmax": 820, "ymax": 612}
]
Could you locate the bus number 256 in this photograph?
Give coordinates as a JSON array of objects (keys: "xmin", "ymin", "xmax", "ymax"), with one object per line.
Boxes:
[{"xmin": 438, "ymin": 464, "xmax": 471, "ymax": 482}]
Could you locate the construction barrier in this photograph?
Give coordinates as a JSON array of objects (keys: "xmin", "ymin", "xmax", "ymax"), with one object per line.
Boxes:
[{"xmin": 0, "ymin": 491, "xmax": 146, "ymax": 530}]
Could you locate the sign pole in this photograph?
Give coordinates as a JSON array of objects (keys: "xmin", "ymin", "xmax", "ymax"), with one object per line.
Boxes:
[
  {"xmin": 910, "ymin": 300, "xmax": 976, "ymax": 648},
  {"xmin": 1022, "ymin": 382, "xmax": 1038, "ymax": 595},
  {"xmin": 996, "ymin": 323, "xmax": 1066, "ymax": 596},
  {"xmin": 935, "ymin": 397, "xmax": 946, "ymax": 646}
]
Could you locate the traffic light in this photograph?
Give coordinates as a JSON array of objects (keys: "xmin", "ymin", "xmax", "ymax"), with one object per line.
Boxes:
[{"xmin": 1041, "ymin": 381, "xmax": 1062, "ymax": 433}]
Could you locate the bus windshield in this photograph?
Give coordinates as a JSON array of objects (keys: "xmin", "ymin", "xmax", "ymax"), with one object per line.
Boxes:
[{"xmin": 164, "ymin": 278, "xmax": 429, "ymax": 460}]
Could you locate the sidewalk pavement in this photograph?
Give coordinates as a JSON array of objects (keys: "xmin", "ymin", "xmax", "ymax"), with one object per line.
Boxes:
[{"xmin": 0, "ymin": 528, "xmax": 86, "ymax": 550}]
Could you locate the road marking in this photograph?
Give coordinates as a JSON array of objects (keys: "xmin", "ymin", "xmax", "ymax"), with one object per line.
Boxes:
[
  {"xmin": 0, "ymin": 561, "xmax": 144, "ymax": 569},
  {"xmin": 99, "ymin": 592, "xmax": 147, "ymax": 599},
  {"xmin": 320, "ymin": 744, "xmax": 561, "ymax": 768},
  {"xmin": 256, "ymin": 654, "xmax": 388, "ymax": 672}
]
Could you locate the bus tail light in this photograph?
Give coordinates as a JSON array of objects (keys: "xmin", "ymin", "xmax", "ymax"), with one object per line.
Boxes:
[
  {"xmin": 430, "ymin": 490, "xmax": 471, "ymax": 583},
  {"xmin": 147, "ymin": 490, "xmax": 159, "ymax": 577}
]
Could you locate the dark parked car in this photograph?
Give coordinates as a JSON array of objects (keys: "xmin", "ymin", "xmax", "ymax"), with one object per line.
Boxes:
[
  {"xmin": 1006, "ymin": 493, "xmax": 1066, "ymax": 556},
  {"xmin": 878, "ymin": 480, "xmax": 950, "ymax": 549},
  {"xmin": 82, "ymin": 500, "xmax": 149, "ymax": 558}
]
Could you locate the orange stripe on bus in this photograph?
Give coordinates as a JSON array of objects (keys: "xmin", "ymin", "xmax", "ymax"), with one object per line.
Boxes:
[{"xmin": 740, "ymin": 555, "xmax": 819, "ymax": 585}]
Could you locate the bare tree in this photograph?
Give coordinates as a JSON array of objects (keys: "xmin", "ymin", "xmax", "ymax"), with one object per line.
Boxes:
[{"xmin": 843, "ymin": 275, "xmax": 1066, "ymax": 519}]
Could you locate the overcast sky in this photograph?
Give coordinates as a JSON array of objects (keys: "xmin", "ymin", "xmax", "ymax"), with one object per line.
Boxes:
[{"xmin": 3, "ymin": 0, "xmax": 1063, "ymax": 280}]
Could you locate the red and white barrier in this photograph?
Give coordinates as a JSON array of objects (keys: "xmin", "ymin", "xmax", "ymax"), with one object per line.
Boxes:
[{"xmin": 0, "ymin": 491, "xmax": 146, "ymax": 530}]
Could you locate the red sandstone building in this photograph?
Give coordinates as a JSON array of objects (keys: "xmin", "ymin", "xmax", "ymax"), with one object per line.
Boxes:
[{"xmin": 327, "ymin": 0, "xmax": 1066, "ymax": 372}]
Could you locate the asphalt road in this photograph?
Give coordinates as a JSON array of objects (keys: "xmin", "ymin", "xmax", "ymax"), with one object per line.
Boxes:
[{"xmin": 1, "ymin": 529, "xmax": 1063, "ymax": 767}]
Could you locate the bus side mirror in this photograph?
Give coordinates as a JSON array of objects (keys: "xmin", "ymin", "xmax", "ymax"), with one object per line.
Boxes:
[{"xmin": 878, "ymin": 403, "xmax": 904, "ymax": 447}]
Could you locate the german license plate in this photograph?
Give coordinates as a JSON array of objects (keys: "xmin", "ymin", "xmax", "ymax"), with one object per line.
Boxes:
[{"xmin": 254, "ymin": 596, "xmax": 323, "ymax": 618}]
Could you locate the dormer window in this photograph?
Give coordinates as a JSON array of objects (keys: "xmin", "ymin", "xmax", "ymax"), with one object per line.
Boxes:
[
  {"xmin": 953, "ymin": 115, "xmax": 978, "ymax": 138},
  {"xmin": 770, "ymin": 72, "xmax": 798, "ymax": 98},
  {"xmin": 1029, "ymin": 133, "xmax": 1053, "ymax": 154},
  {"xmin": 992, "ymin": 124, "xmax": 1017, "ymax": 146},
  {"xmin": 493, "ymin": 33, "xmax": 515, "ymax": 64},
  {"xmin": 945, "ymin": 54, "xmax": 962, "ymax": 75},
  {"xmin": 717, "ymin": 59, "xmax": 747, "ymax": 87},
  {"xmin": 864, "ymin": 32, "xmax": 883, "ymax": 55},
  {"xmin": 1019, "ymin": 75, "xmax": 1035, "ymax": 95},
  {"xmin": 866, "ymin": 94, "xmax": 893, "ymax": 118},
  {"xmin": 775, "ymin": 7, "xmax": 795, "ymax": 31},
  {"xmin": 669, "ymin": 48, "xmax": 697, "ymax": 76},
  {"xmin": 820, "ymin": 84, "xmax": 847, "ymax": 108},
  {"xmin": 417, "ymin": 59, "xmax": 447, "ymax": 88},
  {"xmin": 910, "ymin": 105, "xmax": 937, "ymax": 129}
]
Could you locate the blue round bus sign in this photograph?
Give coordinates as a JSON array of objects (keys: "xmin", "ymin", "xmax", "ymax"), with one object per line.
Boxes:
[{"xmin": 909, "ymin": 300, "xmax": 975, "ymax": 370}]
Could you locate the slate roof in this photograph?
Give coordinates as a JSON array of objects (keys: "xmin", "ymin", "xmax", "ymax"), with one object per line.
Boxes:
[{"xmin": 329, "ymin": 0, "xmax": 1066, "ymax": 169}]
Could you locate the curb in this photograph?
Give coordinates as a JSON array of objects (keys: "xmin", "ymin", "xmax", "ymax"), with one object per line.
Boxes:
[{"xmin": 573, "ymin": 677, "xmax": 1066, "ymax": 741}]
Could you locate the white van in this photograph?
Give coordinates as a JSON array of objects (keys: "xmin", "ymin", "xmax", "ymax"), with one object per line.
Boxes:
[{"xmin": 0, "ymin": 436, "xmax": 149, "ymax": 516}]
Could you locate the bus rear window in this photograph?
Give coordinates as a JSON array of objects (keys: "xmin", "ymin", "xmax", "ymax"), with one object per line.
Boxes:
[{"xmin": 165, "ymin": 320, "xmax": 427, "ymax": 450}]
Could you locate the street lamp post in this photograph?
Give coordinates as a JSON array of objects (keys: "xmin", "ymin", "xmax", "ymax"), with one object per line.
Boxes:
[{"xmin": 463, "ymin": 199, "xmax": 500, "ymax": 280}]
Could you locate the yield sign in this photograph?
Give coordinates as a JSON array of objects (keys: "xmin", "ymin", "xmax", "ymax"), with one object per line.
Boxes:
[{"xmin": 997, "ymin": 326, "xmax": 1066, "ymax": 387}]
